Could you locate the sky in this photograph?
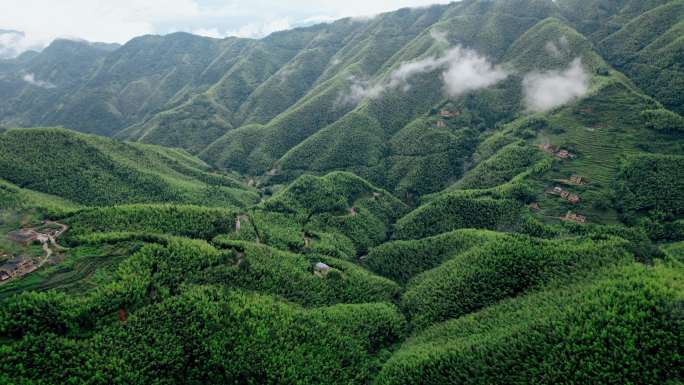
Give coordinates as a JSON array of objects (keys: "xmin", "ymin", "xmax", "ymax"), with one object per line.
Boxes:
[{"xmin": 0, "ymin": 0, "xmax": 453, "ymax": 58}]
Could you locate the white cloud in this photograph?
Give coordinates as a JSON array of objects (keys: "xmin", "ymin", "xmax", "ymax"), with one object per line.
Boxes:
[
  {"xmin": 295, "ymin": 15, "xmax": 338, "ymax": 26},
  {"xmin": 523, "ymin": 57, "xmax": 590, "ymax": 112},
  {"xmin": 0, "ymin": 1, "xmax": 453, "ymax": 57},
  {"xmin": 430, "ymin": 29, "xmax": 448, "ymax": 45},
  {"xmin": 190, "ymin": 28, "xmax": 224, "ymax": 39},
  {"xmin": 22, "ymin": 73, "xmax": 55, "ymax": 88},
  {"xmin": 544, "ymin": 41, "xmax": 561, "ymax": 58},
  {"xmin": 225, "ymin": 18, "xmax": 292, "ymax": 39},
  {"xmin": 0, "ymin": 30, "xmax": 43, "ymax": 58},
  {"xmin": 343, "ymin": 46, "xmax": 508, "ymax": 104},
  {"xmin": 0, "ymin": 0, "xmax": 201, "ymax": 57},
  {"xmin": 544, "ymin": 35, "xmax": 569, "ymax": 58},
  {"xmin": 441, "ymin": 47, "xmax": 509, "ymax": 97}
]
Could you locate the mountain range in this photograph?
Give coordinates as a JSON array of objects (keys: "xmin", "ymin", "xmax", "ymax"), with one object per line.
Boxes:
[{"xmin": 0, "ymin": 0, "xmax": 682, "ymax": 384}]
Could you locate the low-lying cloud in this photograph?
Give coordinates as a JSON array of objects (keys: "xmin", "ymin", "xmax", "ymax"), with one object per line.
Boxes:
[
  {"xmin": 429, "ymin": 29, "xmax": 448, "ymax": 45},
  {"xmin": 0, "ymin": 30, "xmax": 45, "ymax": 59},
  {"xmin": 22, "ymin": 73, "xmax": 56, "ymax": 89},
  {"xmin": 523, "ymin": 57, "xmax": 589, "ymax": 112},
  {"xmin": 441, "ymin": 48, "xmax": 509, "ymax": 97},
  {"xmin": 343, "ymin": 46, "xmax": 508, "ymax": 104},
  {"xmin": 544, "ymin": 35, "xmax": 569, "ymax": 58}
]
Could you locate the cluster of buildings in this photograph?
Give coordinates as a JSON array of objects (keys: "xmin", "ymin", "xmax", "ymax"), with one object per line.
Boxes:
[
  {"xmin": 0, "ymin": 256, "xmax": 36, "ymax": 282},
  {"xmin": 0, "ymin": 221, "xmax": 69, "ymax": 283},
  {"xmin": 547, "ymin": 186, "xmax": 581, "ymax": 204},
  {"xmin": 538, "ymin": 143, "xmax": 576, "ymax": 159}
]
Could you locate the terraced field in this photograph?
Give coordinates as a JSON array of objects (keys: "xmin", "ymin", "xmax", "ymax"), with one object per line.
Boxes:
[
  {"xmin": 526, "ymin": 81, "xmax": 680, "ymax": 224},
  {"xmin": 0, "ymin": 244, "xmax": 134, "ymax": 296}
]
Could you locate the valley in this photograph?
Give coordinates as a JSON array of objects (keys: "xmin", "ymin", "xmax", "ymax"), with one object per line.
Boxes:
[{"xmin": 0, "ymin": 0, "xmax": 682, "ymax": 384}]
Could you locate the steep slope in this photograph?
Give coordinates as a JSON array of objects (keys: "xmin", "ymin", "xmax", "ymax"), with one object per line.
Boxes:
[
  {"xmin": 0, "ymin": 33, "xmax": 251, "ymax": 136},
  {"xmin": 554, "ymin": 0, "xmax": 684, "ymax": 114},
  {"xmin": 597, "ymin": 0, "xmax": 684, "ymax": 114},
  {"xmin": 200, "ymin": 5, "xmax": 452, "ymax": 175},
  {"xmin": 223, "ymin": 172, "xmax": 409, "ymax": 257},
  {"xmin": 375, "ymin": 263, "xmax": 683, "ymax": 385},
  {"xmin": 1, "ymin": 2, "xmax": 684, "ymax": 384},
  {"xmin": 204, "ymin": 0, "xmax": 563, "ymax": 193},
  {"xmin": 0, "ymin": 39, "xmax": 113, "ymax": 129},
  {"xmin": 119, "ymin": 26, "xmax": 347, "ymax": 151},
  {"xmin": 0, "ymin": 128, "xmax": 258, "ymax": 207},
  {"xmin": 1, "ymin": 0, "xmax": 682, "ymax": 184},
  {"xmin": 412, "ymin": 13, "xmax": 684, "ymax": 228}
]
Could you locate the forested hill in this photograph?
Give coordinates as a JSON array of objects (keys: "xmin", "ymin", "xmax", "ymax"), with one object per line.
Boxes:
[
  {"xmin": 1, "ymin": 1, "xmax": 682, "ymax": 186},
  {"xmin": 0, "ymin": 128, "xmax": 259, "ymax": 208},
  {"xmin": 0, "ymin": 1, "xmax": 683, "ymax": 383}
]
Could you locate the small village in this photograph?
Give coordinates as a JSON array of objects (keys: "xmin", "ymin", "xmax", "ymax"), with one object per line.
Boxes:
[
  {"xmin": 0, "ymin": 221, "xmax": 68, "ymax": 283},
  {"xmin": 533, "ymin": 136, "xmax": 589, "ymax": 224},
  {"xmin": 532, "ymin": 135, "xmax": 589, "ymax": 225}
]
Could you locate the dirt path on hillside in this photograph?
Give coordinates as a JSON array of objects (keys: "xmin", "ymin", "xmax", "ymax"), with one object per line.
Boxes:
[
  {"xmin": 1, "ymin": 221, "xmax": 69, "ymax": 283},
  {"xmin": 32, "ymin": 221, "xmax": 69, "ymax": 261}
]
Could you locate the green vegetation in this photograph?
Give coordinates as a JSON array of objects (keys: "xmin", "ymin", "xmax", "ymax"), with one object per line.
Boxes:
[
  {"xmin": 0, "ymin": 128, "xmax": 258, "ymax": 207},
  {"xmin": 244, "ymin": 172, "xmax": 408, "ymax": 255},
  {"xmin": 393, "ymin": 194, "xmax": 522, "ymax": 240},
  {"xmin": 401, "ymin": 234, "xmax": 632, "ymax": 329},
  {"xmin": 375, "ymin": 263, "xmax": 683, "ymax": 385},
  {"xmin": 1, "ymin": 1, "xmax": 683, "ymax": 384},
  {"xmin": 616, "ymin": 154, "xmax": 684, "ymax": 219},
  {"xmin": 1, "ymin": 287, "xmax": 406, "ymax": 385},
  {"xmin": 0, "ymin": 178, "xmax": 80, "ymax": 214},
  {"xmin": 662, "ymin": 241, "xmax": 684, "ymax": 262},
  {"xmin": 597, "ymin": 0, "xmax": 684, "ymax": 114},
  {"xmin": 0, "ymin": 243, "xmax": 134, "ymax": 297},
  {"xmin": 642, "ymin": 109, "xmax": 684, "ymax": 133},
  {"xmin": 65, "ymin": 204, "xmax": 236, "ymax": 241},
  {"xmin": 203, "ymin": 241, "xmax": 401, "ymax": 306},
  {"xmin": 455, "ymin": 142, "xmax": 544, "ymax": 189},
  {"xmin": 364, "ymin": 229, "xmax": 510, "ymax": 284}
]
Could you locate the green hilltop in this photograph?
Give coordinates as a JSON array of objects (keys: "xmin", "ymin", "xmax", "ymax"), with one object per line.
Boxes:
[{"xmin": 0, "ymin": 0, "xmax": 683, "ymax": 384}]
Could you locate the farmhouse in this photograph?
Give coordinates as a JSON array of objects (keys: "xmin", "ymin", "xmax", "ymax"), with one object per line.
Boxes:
[
  {"xmin": 0, "ymin": 256, "xmax": 35, "ymax": 280},
  {"xmin": 314, "ymin": 262, "xmax": 332, "ymax": 277},
  {"xmin": 562, "ymin": 212, "xmax": 587, "ymax": 224},
  {"xmin": 547, "ymin": 186, "xmax": 581, "ymax": 204},
  {"xmin": 567, "ymin": 194, "xmax": 581, "ymax": 204},
  {"xmin": 537, "ymin": 144, "xmax": 576, "ymax": 159},
  {"xmin": 548, "ymin": 186, "xmax": 563, "ymax": 195},
  {"xmin": 556, "ymin": 150, "xmax": 576, "ymax": 159},
  {"xmin": 439, "ymin": 109, "xmax": 457, "ymax": 118},
  {"xmin": 538, "ymin": 143, "xmax": 554, "ymax": 154},
  {"xmin": 555, "ymin": 174, "xmax": 587, "ymax": 186}
]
